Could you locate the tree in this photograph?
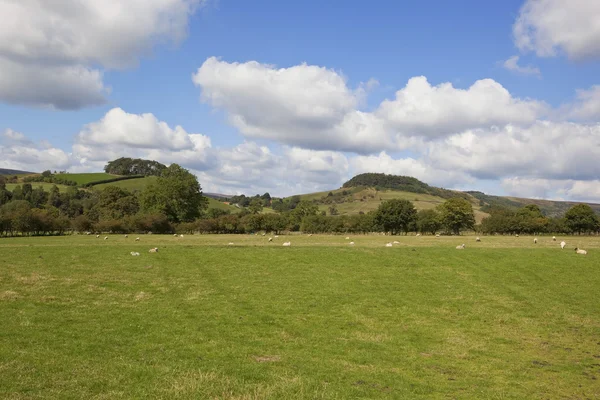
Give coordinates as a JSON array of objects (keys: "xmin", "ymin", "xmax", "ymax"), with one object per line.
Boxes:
[
  {"xmin": 248, "ymin": 198, "xmax": 264, "ymax": 214},
  {"xmin": 328, "ymin": 205, "xmax": 338, "ymax": 216},
  {"xmin": 437, "ymin": 197, "xmax": 475, "ymax": 235},
  {"xmin": 140, "ymin": 164, "xmax": 208, "ymax": 223},
  {"xmin": 564, "ymin": 204, "xmax": 599, "ymax": 234},
  {"xmin": 373, "ymin": 199, "xmax": 417, "ymax": 235},
  {"xmin": 416, "ymin": 209, "xmax": 441, "ymax": 235},
  {"xmin": 104, "ymin": 157, "xmax": 166, "ymax": 176}
]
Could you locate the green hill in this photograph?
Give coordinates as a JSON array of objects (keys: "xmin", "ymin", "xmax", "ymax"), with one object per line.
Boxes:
[
  {"xmin": 5, "ymin": 183, "xmax": 70, "ymax": 193},
  {"xmin": 93, "ymin": 176, "xmax": 158, "ymax": 191},
  {"xmin": 0, "ymin": 168, "xmax": 33, "ymax": 175},
  {"xmin": 53, "ymin": 173, "xmax": 117, "ymax": 185}
]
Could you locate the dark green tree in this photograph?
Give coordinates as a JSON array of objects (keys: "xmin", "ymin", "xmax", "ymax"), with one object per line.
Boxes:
[
  {"xmin": 564, "ymin": 204, "xmax": 600, "ymax": 234},
  {"xmin": 416, "ymin": 209, "xmax": 442, "ymax": 235},
  {"xmin": 374, "ymin": 199, "xmax": 417, "ymax": 235},
  {"xmin": 437, "ymin": 197, "xmax": 475, "ymax": 235},
  {"xmin": 140, "ymin": 164, "xmax": 208, "ymax": 223}
]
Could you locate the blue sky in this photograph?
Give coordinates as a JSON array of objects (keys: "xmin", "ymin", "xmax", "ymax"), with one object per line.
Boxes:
[{"xmin": 1, "ymin": 0, "xmax": 599, "ymax": 200}]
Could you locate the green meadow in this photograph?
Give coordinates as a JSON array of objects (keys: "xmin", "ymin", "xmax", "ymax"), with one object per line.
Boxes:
[{"xmin": 1, "ymin": 235, "xmax": 599, "ymax": 399}]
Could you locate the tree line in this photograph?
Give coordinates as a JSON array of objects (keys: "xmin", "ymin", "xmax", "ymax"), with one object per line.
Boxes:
[{"xmin": 1, "ymin": 166, "xmax": 599, "ymax": 236}]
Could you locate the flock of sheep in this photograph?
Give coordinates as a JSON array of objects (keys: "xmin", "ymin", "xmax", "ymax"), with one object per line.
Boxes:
[{"xmin": 89, "ymin": 232, "xmax": 589, "ymax": 256}]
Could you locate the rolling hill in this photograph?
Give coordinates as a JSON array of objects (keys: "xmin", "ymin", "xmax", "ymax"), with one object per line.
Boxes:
[{"xmin": 0, "ymin": 168, "xmax": 33, "ymax": 175}]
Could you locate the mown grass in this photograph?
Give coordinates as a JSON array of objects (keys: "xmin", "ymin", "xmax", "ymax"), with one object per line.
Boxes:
[
  {"xmin": 1, "ymin": 235, "xmax": 599, "ymax": 399},
  {"xmin": 54, "ymin": 173, "xmax": 118, "ymax": 185},
  {"xmin": 4, "ymin": 183, "xmax": 70, "ymax": 193}
]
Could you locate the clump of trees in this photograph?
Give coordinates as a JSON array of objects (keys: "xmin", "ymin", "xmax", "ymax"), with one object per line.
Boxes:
[{"xmin": 104, "ymin": 157, "xmax": 167, "ymax": 176}]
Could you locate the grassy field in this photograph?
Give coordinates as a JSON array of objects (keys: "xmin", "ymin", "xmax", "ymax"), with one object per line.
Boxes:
[
  {"xmin": 93, "ymin": 176, "xmax": 157, "ymax": 191},
  {"xmin": 54, "ymin": 173, "xmax": 118, "ymax": 185},
  {"xmin": 4, "ymin": 182, "xmax": 70, "ymax": 193},
  {"xmin": 1, "ymin": 235, "xmax": 599, "ymax": 399}
]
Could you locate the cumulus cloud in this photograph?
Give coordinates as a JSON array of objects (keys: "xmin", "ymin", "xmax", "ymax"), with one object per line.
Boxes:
[
  {"xmin": 426, "ymin": 121, "xmax": 600, "ymax": 181},
  {"xmin": 376, "ymin": 76, "xmax": 546, "ymax": 137},
  {"xmin": 193, "ymin": 58, "xmax": 547, "ymax": 152},
  {"xmin": 0, "ymin": 129, "xmax": 72, "ymax": 172},
  {"xmin": 513, "ymin": 0, "xmax": 600, "ymax": 60},
  {"xmin": 502, "ymin": 55, "xmax": 541, "ymax": 77},
  {"xmin": 567, "ymin": 85, "xmax": 600, "ymax": 121},
  {"xmin": 0, "ymin": 0, "xmax": 203, "ymax": 109}
]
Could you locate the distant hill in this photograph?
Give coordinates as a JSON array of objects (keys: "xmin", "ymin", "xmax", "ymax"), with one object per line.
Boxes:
[{"xmin": 0, "ymin": 168, "xmax": 33, "ymax": 175}]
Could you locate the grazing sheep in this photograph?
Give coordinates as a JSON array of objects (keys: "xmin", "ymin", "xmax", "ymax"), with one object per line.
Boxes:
[
  {"xmin": 416, "ymin": 233, "xmax": 421, "ymax": 237},
  {"xmin": 515, "ymin": 234, "xmax": 519, "ymax": 237},
  {"xmin": 125, "ymin": 235, "xmax": 128, "ymax": 238},
  {"xmin": 345, "ymin": 236, "xmax": 350, "ymax": 240},
  {"xmin": 86, "ymin": 232, "xmax": 91, "ymax": 235},
  {"xmin": 228, "ymin": 242, "xmax": 234, "ymax": 246},
  {"xmin": 149, "ymin": 247, "xmax": 158, "ymax": 253},
  {"xmin": 96, "ymin": 234, "xmax": 100, "ymax": 238},
  {"xmin": 261, "ymin": 233, "xmax": 266, "ymax": 236},
  {"xmin": 349, "ymin": 242, "xmax": 355, "ymax": 245},
  {"xmin": 435, "ymin": 233, "xmax": 440, "ymax": 237},
  {"xmin": 552, "ymin": 236, "xmax": 556, "ymax": 241},
  {"xmin": 385, "ymin": 242, "xmax": 393, "ymax": 247},
  {"xmin": 274, "ymin": 235, "xmax": 279, "ymax": 238},
  {"xmin": 268, "ymin": 237, "xmax": 273, "ymax": 242},
  {"xmin": 476, "ymin": 237, "xmax": 481, "ymax": 242},
  {"xmin": 135, "ymin": 237, "xmax": 140, "ymax": 241},
  {"xmin": 130, "ymin": 252, "xmax": 140, "ymax": 256},
  {"xmin": 575, "ymin": 248, "xmax": 587, "ymax": 255},
  {"xmin": 456, "ymin": 244, "xmax": 465, "ymax": 249},
  {"xmin": 173, "ymin": 234, "xmax": 178, "ymax": 237},
  {"xmin": 393, "ymin": 241, "xmax": 400, "ymax": 244},
  {"xmin": 560, "ymin": 241, "xmax": 566, "ymax": 249},
  {"xmin": 534, "ymin": 238, "xmax": 538, "ymax": 244},
  {"xmin": 104, "ymin": 236, "xmax": 108, "ymax": 240},
  {"xmin": 283, "ymin": 242, "xmax": 291, "ymax": 247}
]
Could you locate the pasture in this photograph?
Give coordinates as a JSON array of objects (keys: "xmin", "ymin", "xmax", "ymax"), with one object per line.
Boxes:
[{"xmin": 1, "ymin": 234, "xmax": 599, "ymax": 399}]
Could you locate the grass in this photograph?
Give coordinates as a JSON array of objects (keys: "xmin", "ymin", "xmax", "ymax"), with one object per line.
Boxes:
[
  {"xmin": 1, "ymin": 234, "xmax": 599, "ymax": 399},
  {"xmin": 207, "ymin": 197, "xmax": 241, "ymax": 213},
  {"xmin": 93, "ymin": 176, "xmax": 157, "ymax": 191},
  {"xmin": 4, "ymin": 182, "xmax": 70, "ymax": 193},
  {"xmin": 54, "ymin": 173, "xmax": 118, "ymax": 185}
]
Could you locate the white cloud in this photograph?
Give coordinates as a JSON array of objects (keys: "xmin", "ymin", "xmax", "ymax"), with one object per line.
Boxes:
[
  {"xmin": 501, "ymin": 177, "xmax": 556, "ymax": 199},
  {"xmin": 513, "ymin": 0, "xmax": 600, "ymax": 60},
  {"xmin": 501, "ymin": 177, "xmax": 600, "ymax": 203},
  {"xmin": 77, "ymin": 108, "xmax": 195, "ymax": 151},
  {"xmin": 567, "ymin": 85, "xmax": 600, "ymax": 121},
  {"xmin": 0, "ymin": 0, "xmax": 203, "ymax": 109},
  {"xmin": 502, "ymin": 55, "xmax": 541, "ymax": 77},
  {"xmin": 427, "ymin": 121, "xmax": 600, "ymax": 181},
  {"xmin": 193, "ymin": 58, "xmax": 547, "ymax": 152},
  {"xmin": 0, "ymin": 58, "xmax": 107, "ymax": 110},
  {"xmin": 0, "ymin": 130, "xmax": 72, "ymax": 172},
  {"xmin": 376, "ymin": 76, "xmax": 546, "ymax": 138}
]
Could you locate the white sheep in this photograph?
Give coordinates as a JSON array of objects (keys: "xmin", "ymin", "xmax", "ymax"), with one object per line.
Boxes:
[
  {"xmin": 135, "ymin": 237, "xmax": 140, "ymax": 241},
  {"xmin": 283, "ymin": 242, "xmax": 291, "ymax": 247},
  {"xmin": 228, "ymin": 242, "xmax": 234, "ymax": 246},
  {"xmin": 385, "ymin": 242, "xmax": 393, "ymax": 247},
  {"xmin": 534, "ymin": 238, "xmax": 537, "ymax": 244},
  {"xmin": 515, "ymin": 234, "xmax": 519, "ymax": 237},
  {"xmin": 124, "ymin": 235, "xmax": 128, "ymax": 238},
  {"xmin": 308, "ymin": 234, "xmax": 312, "ymax": 237},
  {"xmin": 575, "ymin": 248, "xmax": 587, "ymax": 255},
  {"xmin": 416, "ymin": 233, "xmax": 421, "ymax": 237},
  {"xmin": 345, "ymin": 236, "xmax": 350, "ymax": 240},
  {"xmin": 435, "ymin": 234, "xmax": 440, "ymax": 237},
  {"xmin": 104, "ymin": 236, "xmax": 108, "ymax": 240},
  {"xmin": 349, "ymin": 242, "xmax": 355, "ymax": 245},
  {"xmin": 130, "ymin": 252, "xmax": 140, "ymax": 256},
  {"xmin": 274, "ymin": 235, "xmax": 279, "ymax": 238},
  {"xmin": 180, "ymin": 234, "xmax": 184, "ymax": 238},
  {"xmin": 476, "ymin": 237, "xmax": 481, "ymax": 242},
  {"xmin": 560, "ymin": 241, "xmax": 566, "ymax": 249},
  {"xmin": 552, "ymin": 236, "xmax": 556, "ymax": 241},
  {"xmin": 96, "ymin": 234, "xmax": 100, "ymax": 238},
  {"xmin": 149, "ymin": 247, "xmax": 158, "ymax": 253},
  {"xmin": 173, "ymin": 234, "xmax": 178, "ymax": 237},
  {"xmin": 261, "ymin": 233, "xmax": 266, "ymax": 236},
  {"xmin": 268, "ymin": 237, "xmax": 273, "ymax": 242},
  {"xmin": 456, "ymin": 244, "xmax": 465, "ymax": 249},
  {"xmin": 393, "ymin": 241, "xmax": 400, "ymax": 244}
]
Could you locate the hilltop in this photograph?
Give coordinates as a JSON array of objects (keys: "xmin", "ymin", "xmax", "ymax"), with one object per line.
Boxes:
[{"xmin": 0, "ymin": 168, "xmax": 33, "ymax": 175}]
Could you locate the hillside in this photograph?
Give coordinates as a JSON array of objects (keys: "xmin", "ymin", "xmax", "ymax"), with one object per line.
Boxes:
[{"xmin": 0, "ymin": 168, "xmax": 33, "ymax": 175}]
